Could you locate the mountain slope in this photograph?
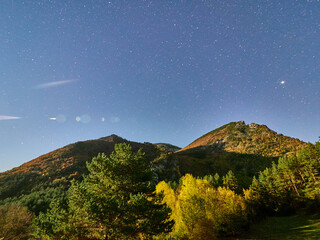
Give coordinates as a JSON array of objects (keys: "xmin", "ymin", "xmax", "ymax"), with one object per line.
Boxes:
[
  {"xmin": 154, "ymin": 143, "xmax": 181, "ymax": 152},
  {"xmin": 0, "ymin": 122, "xmax": 308, "ymax": 213},
  {"xmin": 172, "ymin": 121, "xmax": 307, "ymax": 189},
  {"xmin": 180, "ymin": 121, "xmax": 306, "ymax": 157},
  {"xmin": 0, "ymin": 135, "xmax": 168, "ymax": 213}
]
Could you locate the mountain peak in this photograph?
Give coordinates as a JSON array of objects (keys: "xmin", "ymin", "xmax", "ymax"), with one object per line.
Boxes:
[
  {"xmin": 99, "ymin": 134, "xmax": 127, "ymax": 143},
  {"xmin": 236, "ymin": 120, "xmax": 246, "ymax": 125},
  {"xmin": 180, "ymin": 121, "xmax": 306, "ymax": 157}
]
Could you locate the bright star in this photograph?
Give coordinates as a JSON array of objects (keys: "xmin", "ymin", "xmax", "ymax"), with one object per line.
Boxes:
[{"xmin": 280, "ymin": 81, "xmax": 285, "ymax": 85}]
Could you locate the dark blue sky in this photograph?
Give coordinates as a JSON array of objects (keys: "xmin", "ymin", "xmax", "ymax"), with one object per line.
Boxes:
[{"xmin": 0, "ymin": 0, "xmax": 319, "ymax": 172}]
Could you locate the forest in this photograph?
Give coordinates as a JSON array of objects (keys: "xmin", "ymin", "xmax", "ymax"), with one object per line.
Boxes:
[{"xmin": 0, "ymin": 140, "xmax": 319, "ymax": 239}]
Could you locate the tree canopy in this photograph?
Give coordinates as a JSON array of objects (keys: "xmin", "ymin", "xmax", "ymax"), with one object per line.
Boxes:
[{"xmin": 34, "ymin": 143, "xmax": 173, "ymax": 239}]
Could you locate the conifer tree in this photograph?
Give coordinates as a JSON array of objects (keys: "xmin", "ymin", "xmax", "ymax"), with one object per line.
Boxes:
[
  {"xmin": 34, "ymin": 143, "xmax": 173, "ymax": 240},
  {"xmin": 223, "ymin": 170, "xmax": 238, "ymax": 192}
]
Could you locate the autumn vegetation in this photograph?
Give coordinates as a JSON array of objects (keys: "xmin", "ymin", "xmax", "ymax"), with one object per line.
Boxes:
[{"xmin": 0, "ymin": 123, "xmax": 319, "ymax": 239}]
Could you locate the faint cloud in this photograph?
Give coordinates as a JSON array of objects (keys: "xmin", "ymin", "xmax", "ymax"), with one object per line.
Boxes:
[
  {"xmin": 34, "ymin": 79, "xmax": 78, "ymax": 89},
  {"xmin": 0, "ymin": 115, "xmax": 21, "ymax": 120}
]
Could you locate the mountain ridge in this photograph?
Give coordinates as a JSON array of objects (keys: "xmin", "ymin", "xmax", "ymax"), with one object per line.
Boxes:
[
  {"xmin": 0, "ymin": 122, "xmax": 309, "ymax": 214},
  {"xmin": 0, "ymin": 122, "xmax": 306, "ymax": 176},
  {"xmin": 179, "ymin": 121, "xmax": 306, "ymax": 157},
  {"xmin": 0, "ymin": 134, "xmax": 173, "ymax": 214}
]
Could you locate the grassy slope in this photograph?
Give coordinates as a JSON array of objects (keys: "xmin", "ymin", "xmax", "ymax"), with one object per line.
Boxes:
[{"xmin": 241, "ymin": 214, "xmax": 320, "ymax": 240}]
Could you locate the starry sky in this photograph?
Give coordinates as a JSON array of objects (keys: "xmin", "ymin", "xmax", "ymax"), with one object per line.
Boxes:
[{"xmin": 0, "ymin": 0, "xmax": 319, "ymax": 172}]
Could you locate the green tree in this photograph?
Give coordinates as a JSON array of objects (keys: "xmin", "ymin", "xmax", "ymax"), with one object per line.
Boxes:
[
  {"xmin": 33, "ymin": 199, "xmax": 70, "ymax": 240},
  {"xmin": 213, "ymin": 173, "xmax": 220, "ymax": 188},
  {"xmin": 223, "ymin": 170, "xmax": 238, "ymax": 192},
  {"xmin": 248, "ymin": 140, "xmax": 320, "ymax": 215},
  {"xmin": 34, "ymin": 143, "xmax": 173, "ymax": 239}
]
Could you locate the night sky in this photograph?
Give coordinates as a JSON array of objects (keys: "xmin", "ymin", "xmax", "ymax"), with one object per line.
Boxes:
[{"xmin": 1, "ymin": 1, "xmax": 319, "ymax": 172}]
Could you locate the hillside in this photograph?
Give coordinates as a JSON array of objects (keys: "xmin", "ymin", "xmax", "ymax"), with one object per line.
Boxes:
[
  {"xmin": 172, "ymin": 121, "xmax": 307, "ymax": 188},
  {"xmin": 0, "ymin": 122, "xmax": 308, "ymax": 213},
  {"xmin": 0, "ymin": 135, "xmax": 169, "ymax": 213},
  {"xmin": 241, "ymin": 214, "xmax": 320, "ymax": 240},
  {"xmin": 0, "ymin": 135, "xmax": 162, "ymax": 180},
  {"xmin": 180, "ymin": 121, "xmax": 306, "ymax": 157},
  {"xmin": 154, "ymin": 143, "xmax": 181, "ymax": 152}
]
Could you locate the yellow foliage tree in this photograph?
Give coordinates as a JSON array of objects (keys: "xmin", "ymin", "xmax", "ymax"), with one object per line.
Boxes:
[{"xmin": 156, "ymin": 174, "xmax": 248, "ymax": 239}]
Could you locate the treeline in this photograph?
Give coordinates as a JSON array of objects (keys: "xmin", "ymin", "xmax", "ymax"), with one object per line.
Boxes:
[
  {"xmin": 153, "ymin": 141, "xmax": 320, "ymax": 239},
  {"xmin": 0, "ymin": 141, "xmax": 319, "ymax": 239},
  {"xmin": 247, "ymin": 142, "xmax": 320, "ymax": 215}
]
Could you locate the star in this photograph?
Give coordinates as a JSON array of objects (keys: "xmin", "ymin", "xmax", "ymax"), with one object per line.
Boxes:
[{"xmin": 280, "ymin": 81, "xmax": 285, "ymax": 85}]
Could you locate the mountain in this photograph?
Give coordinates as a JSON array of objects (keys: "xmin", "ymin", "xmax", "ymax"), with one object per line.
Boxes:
[
  {"xmin": 0, "ymin": 122, "xmax": 308, "ymax": 213},
  {"xmin": 0, "ymin": 135, "xmax": 169, "ymax": 213},
  {"xmin": 179, "ymin": 121, "xmax": 306, "ymax": 157},
  {"xmin": 0, "ymin": 135, "xmax": 159, "ymax": 179},
  {"xmin": 172, "ymin": 121, "xmax": 307, "ymax": 189}
]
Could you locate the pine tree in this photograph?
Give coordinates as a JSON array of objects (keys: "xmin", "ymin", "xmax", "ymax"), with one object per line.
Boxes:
[
  {"xmin": 34, "ymin": 143, "xmax": 173, "ymax": 239},
  {"xmin": 214, "ymin": 173, "xmax": 220, "ymax": 188},
  {"xmin": 222, "ymin": 170, "xmax": 238, "ymax": 192}
]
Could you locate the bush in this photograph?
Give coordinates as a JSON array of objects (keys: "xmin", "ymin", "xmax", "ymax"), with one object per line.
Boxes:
[{"xmin": 0, "ymin": 205, "xmax": 34, "ymax": 240}]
